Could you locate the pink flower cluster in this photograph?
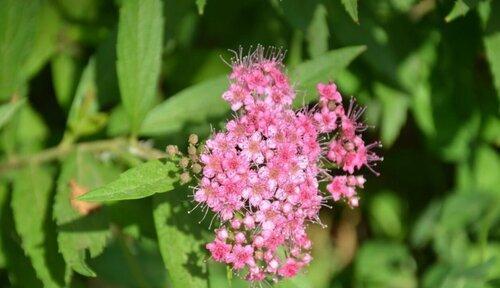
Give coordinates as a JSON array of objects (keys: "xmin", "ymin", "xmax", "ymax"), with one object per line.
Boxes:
[{"xmin": 194, "ymin": 48, "xmax": 381, "ymax": 282}]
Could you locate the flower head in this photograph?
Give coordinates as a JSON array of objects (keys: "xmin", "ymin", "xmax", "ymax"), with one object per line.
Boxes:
[{"xmin": 192, "ymin": 46, "xmax": 381, "ymax": 283}]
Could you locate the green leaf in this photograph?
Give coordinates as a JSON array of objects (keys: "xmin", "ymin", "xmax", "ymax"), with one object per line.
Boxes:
[
  {"xmin": 1, "ymin": 102, "xmax": 48, "ymax": 155},
  {"xmin": 52, "ymin": 52, "xmax": 83, "ymax": 110},
  {"xmin": 196, "ymin": 0, "xmax": 206, "ymax": 14},
  {"xmin": 153, "ymin": 186, "xmax": 209, "ymax": 288},
  {"xmin": 54, "ymin": 151, "xmax": 120, "ymax": 277},
  {"xmin": 140, "ymin": 76, "xmax": 228, "ymax": 136},
  {"xmin": 307, "ymin": 4, "xmax": 329, "ymax": 58},
  {"xmin": 481, "ymin": 0, "xmax": 500, "ymax": 105},
  {"xmin": 23, "ymin": 1, "xmax": 61, "ymax": 79},
  {"xmin": 67, "ymin": 58, "xmax": 107, "ymax": 138},
  {"xmin": 116, "ymin": 0, "xmax": 164, "ymax": 134},
  {"xmin": 445, "ymin": 0, "xmax": 480, "ymax": 23},
  {"xmin": 291, "ymin": 45, "xmax": 366, "ymax": 104},
  {"xmin": 0, "ymin": 185, "xmax": 43, "ymax": 287},
  {"xmin": 411, "ymin": 201, "xmax": 442, "ymax": 248},
  {"xmin": 12, "ymin": 165, "xmax": 67, "ymax": 287},
  {"xmin": 0, "ymin": 183, "xmax": 8, "ymax": 268},
  {"xmin": 341, "ymin": 0, "xmax": 358, "ymax": 23},
  {"xmin": 79, "ymin": 160, "xmax": 179, "ymax": 202},
  {"xmin": 375, "ymin": 83, "xmax": 410, "ymax": 147},
  {"xmin": 0, "ymin": 0, "xmax": 41, "ymax": 100},
  {"xmin": 0, "ymin": 97, "xmax": 25, "ymax": 130},
  {"xmin": 369, "ymin": 191, "xmax": 405, "ymax": 239},
  {"xmin": 355, "ymin": 241, "xmax": 417, "ymax": 288},
  {"xmin": 474, "ymin": 145, "xmax": 500, "ymax": 195}
]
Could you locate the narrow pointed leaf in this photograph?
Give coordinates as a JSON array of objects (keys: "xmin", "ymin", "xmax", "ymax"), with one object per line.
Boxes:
[
  {"xmin": 79, "ymin": 160, "xmax": 179, "ymax": 202},
  {"xmin": 341, "ymin": 0, "xmax": 359, "ymax": 23}
]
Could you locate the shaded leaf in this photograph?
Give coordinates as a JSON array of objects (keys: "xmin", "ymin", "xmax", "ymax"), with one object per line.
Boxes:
[
  {"xmin": 67, "ymin": 58, "xmax": 107, "ymax": 138},
  {"xmin": 369, "ymin": 191, "xmax": 405, "ymax": 239},
  {"xmin": 375, "ymin": 83, "xmax": 410, "ymax": 147},
  {"xmin": 117, "ymin": 0, "xmax": 164, "ymax": 134},
  {"xmin": 307, "ymin": 4, "xmax": 329, "ymax": 58},
  {"xmin": 51, "ymin": 53, "xmax": 83, "ymax": 110},
  {"xmin": 153, "ymin": 186, "xmax": 209, "ymax": 288},
  {"xmin": 481, "ymin": 0, "xmax": 500, "ymax": 104},
  {"xmin": 80, "ymin": 160, "xmax": 179, "ymax": 202},
  {"xmin": 54, "ymin": 151, "xmax": 120, "ymax": 277},
  {"xmin": 12, "ymin": 165, "xmax": 67, "ymax": 287},
  {"xmin": 341, "ymin": 0, "xmax": 358, "ymax": 23}
]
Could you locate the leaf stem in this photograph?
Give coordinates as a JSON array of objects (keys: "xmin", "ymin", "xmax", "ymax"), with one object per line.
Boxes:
[{"xmin": 0, "ymin": 137, "xmax": 168, "ymax": 173}]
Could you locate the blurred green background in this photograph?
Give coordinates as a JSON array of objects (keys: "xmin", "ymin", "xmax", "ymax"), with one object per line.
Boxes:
[{"xmin": 0, "ymin": 0, "xmax": 499, "ymax": 287}]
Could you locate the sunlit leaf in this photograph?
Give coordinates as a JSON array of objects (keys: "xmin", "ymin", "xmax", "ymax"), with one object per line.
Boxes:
[
  {"xmin": 0, "ymin": 98, "xmax": 25, "ymax": 130},
  {"xmin": 341, "ymin": 0, "xmax": 358, "ymax": 23},
  {"xmin": 12, "ymin": 165, "xmax": 67, "ymax": 287},
  {"xmin": 445, "ymin": 0, "xmax": 480, "ymax": 23},
  {"xmin": 117, "ymin": 0, "xmax": 164, "ymax": 134},
  {"xmin": 153, "ymin": 186, "xmax": 209, "ymax": 288},
  {"xmin": 80, "ymin": 160, "xmax": 179, "ymax": 202}
]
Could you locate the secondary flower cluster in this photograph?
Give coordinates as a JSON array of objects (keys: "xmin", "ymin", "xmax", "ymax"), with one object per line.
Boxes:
[{"xmin": 193, "ymin": 48, "xmax": 381, "ymax": 282}]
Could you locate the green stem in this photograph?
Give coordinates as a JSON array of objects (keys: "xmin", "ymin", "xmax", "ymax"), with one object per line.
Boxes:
[{"xmin": 0, "ymin": 137, "xmax": 168, "ymax": 173}]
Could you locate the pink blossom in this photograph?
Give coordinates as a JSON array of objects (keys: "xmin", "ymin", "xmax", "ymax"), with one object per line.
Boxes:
[{"xmin": 192, "ymin": 46, "xmax": 381, "ymax": 283}]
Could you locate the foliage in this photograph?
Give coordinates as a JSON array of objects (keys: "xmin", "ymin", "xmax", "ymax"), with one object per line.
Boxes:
[{"xmin": 0, "ymin": 0, "xmax": 498, "ymax": 287}]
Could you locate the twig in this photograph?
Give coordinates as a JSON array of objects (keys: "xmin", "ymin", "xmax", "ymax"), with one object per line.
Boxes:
[{"xmin": 0, "ymin": 137, "xmax": 168, "ymax": 173}]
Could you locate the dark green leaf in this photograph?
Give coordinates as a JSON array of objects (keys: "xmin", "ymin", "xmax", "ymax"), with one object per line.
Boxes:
[
  {"xmin": 117, "ymin": 0, "xmax": 164, "ymax": 134},
  {"xmin": 79, "ymin": 160, "xmax": 179, "ymax": 202},
  {"xmin": 67, "ymin": 58, "xmax": 107, "ymax": 138},
  {"xmin": 481, "ymin": 0, "xmax": 500, "ymax": 104}
]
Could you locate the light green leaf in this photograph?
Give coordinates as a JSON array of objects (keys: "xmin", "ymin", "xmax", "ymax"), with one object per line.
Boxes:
[
  {"xmin": 474, "ymin": 145, "xmax": 500, "ymax": 195},
  {"xmin": 153, "ymin": 187, "xmax": 209, "ymax": 288},
  {"xmin": 375, "ymin": 83, "xmax": 410, "ymax": 147},
  {"xmin": 307, "ymin": 4, "xmax": 329, "ymax": 58},
  {"xmin": 445, "ymin": 0, "xmax": 480, "ymax": 23},
  {"xmin": 79, "ymin": 160, "xmax": 179, "ymax": 202},
  {"xmin": 355, "ymin": 241, "xmax": 417, "ymax": 288},
  {"xmin": 23, "ymin": 1, "xmax": 61, "ymax": 79},
  {"xmin": 117, "ymin": 0, "xmax": 164, "ymax": 134},
  {"xmin": 140, "ymin": 76, "xmax": 228, "ymax": 136},
  {"xmin": 369, "ymin": 191, "xmax": 405, "ymax": 239},
  {"xmin": 196, "ymin": 0, "xmax": 206, "ymax": 14},
  {"xmin": 52, "ymin": 53, "xmax": 82, "ymax": 110},
  {"xmin": 0, "ymin": 184, "xmax": 43, "ymax": 287},
  {"xmin": 411, "ymin": 201, "xmax": 442, "ymax": 248},
  {"xmin": 0, "ymin": 102, "xmax": 48, "ymax": 155},
  {"xmin": 0, "ymin": 183, "xmax": 8, "ymax": 268},
  {"xmin": 54, "ymin": 151, "xmax": 120, "ymax": 277},
  {"xmin": 341, "ymin": 0, "xmax": 358, "ymax": 23},
  {"xmin": 0, "ymin": 0, "xmax": 41, "ymax": 100},
  {"xmin": 291, "ymin": 45, "xmax": 366, "ymax": 104},
  {"xmin": 67, "ymin": 58, "xmax": 107, "ymax": 138},
  {"xmin": 0, "ymin": 98, "xmax": 25, "ymax": 130},
  {"xmin": 12, "ymin": 165, "xmax": 67, "ymax": 287}
]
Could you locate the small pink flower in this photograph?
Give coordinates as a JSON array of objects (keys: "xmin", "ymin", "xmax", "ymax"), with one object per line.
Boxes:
[
  {"xmin": 207, "ymin": 240, "xmax": 232, "ymax": 262},
  {"xmin": 278, "ymin": 258, "xmax": 302, "ymax": 278},
  {"xmin": 317, "ymin": 82, "xmax": 342, "ymax": 103},
  {"xmin": 229, "ymin": 245, "xmax": 254, "ymax": 269}
]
